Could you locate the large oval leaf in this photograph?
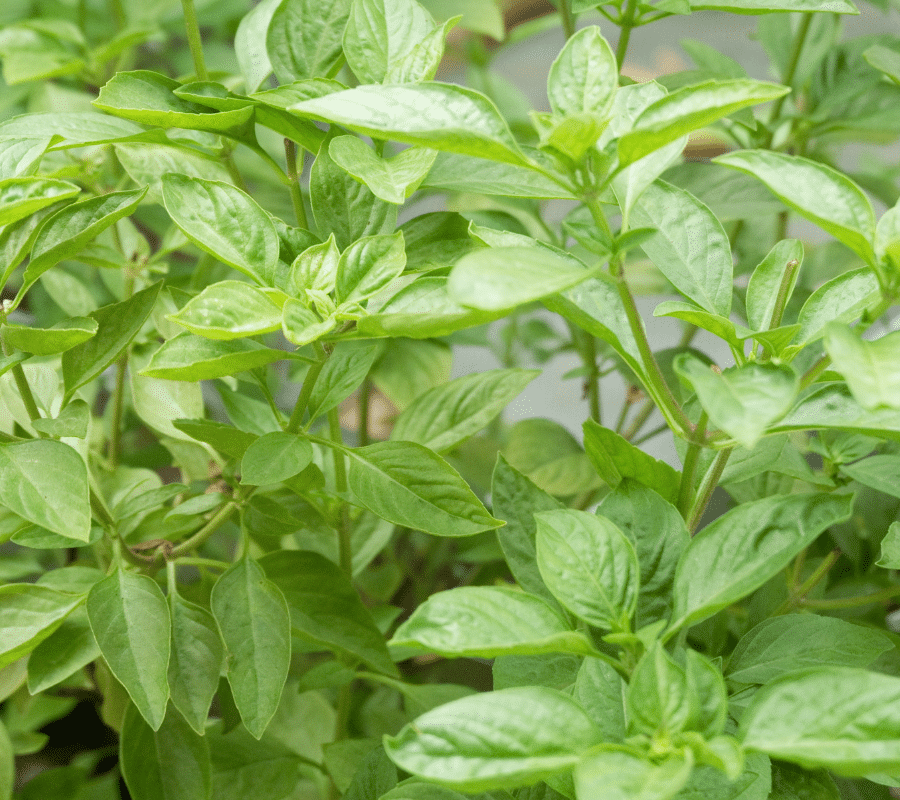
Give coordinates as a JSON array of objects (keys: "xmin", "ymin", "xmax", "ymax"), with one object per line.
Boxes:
[
  {"xmin": 0, "ymin": 583, "xmax": 83, "ymax": 670},
  {"xmin": 168, "ymin": 281, "xmax": 283, "ymax": 340}
]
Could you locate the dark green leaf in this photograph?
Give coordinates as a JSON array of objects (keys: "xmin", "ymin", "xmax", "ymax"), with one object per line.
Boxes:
[
  {"xmin": 240, "ymin": 432, "xmax": 313, "ymax": 485},
  {"xmin": 308, "ymin": 340, "xmax": 383, "ymax": 423},
  {"xmin": 2, "ymin": 316, "xmax": 97, "ymax": 356}
]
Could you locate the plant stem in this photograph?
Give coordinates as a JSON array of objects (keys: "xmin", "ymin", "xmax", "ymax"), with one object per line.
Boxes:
[
  {"xmin": 169, "ymin": 486, "xmax": 253, "ymax": 558},
  {"xmin": 287, "ymin": 356, "xmax": 327, "ymax": 434},
  {"xmin": 2, "ymin": 335, "xmax": 43, "ymax": 427},
  {"xmin": 631, "ymin": 422, "xmax": 668, "ymax": 446},
  {"xmin": 615, "ymin": 0, "xmax": 639, "ymax": 68},
  {"xmin": 284, "ymin": 139, "xmax": 309, "ymax": 230},
  {"xmin": 358, "ymin": 378, "xmax": 371, "ymax": 447},
  {"xmin": 180, "ymin": 0, "xmax": 209, "ymax": 81},
  {"xmin": 774, "ymin": 548, "xmax": 841, "ymax": 614},
  {"xmin": 108, "ymin": 272, "xmax": 135, "ymax": 468},
  {"xmin": 686, "ymin": 447, "xmax": 732, "ymax": 533},
  {"xmin": 328, "ymin": 406, "xmax": 353, "ymax": 576},
  {"xmin": 802, "ymin": 584, "xmax": 900, "ymax": 609},
  {"xmin": 766, "ymin": 13, "xmax": 813, "ymax": 145},
  {"xmin": 677, "ymin": 413, "xmax": 707, "ymax": 518},
  {"xmin": 622, "ymin": 397, "xmax": 655, "ymax": 441},
  {"xmin": 559, "ymin": 0, "xmax": 576, "ymax": 39}
]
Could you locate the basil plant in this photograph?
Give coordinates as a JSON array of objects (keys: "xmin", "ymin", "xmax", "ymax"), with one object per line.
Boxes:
[{"xmin": 1, "ymin": 0, "xmax": 900, "ymax": 797}]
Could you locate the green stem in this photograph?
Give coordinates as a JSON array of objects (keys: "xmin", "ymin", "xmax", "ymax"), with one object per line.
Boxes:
[
  {"xmin": 774, "ymin": 548, "xmax": 841, "ymax": 614},
  {"xmin": 108, "ymin": 272, "xmax": 135, "ymax": 468},
  {"xmin": 613, "ymin": 396, "xmax": 630, "ymax": 435},
  {"xmin": 358, "ymin": 378, "xmax": 371, "ymax": 447},
  {"xmin": 328, "ymin": 407, "xmax": 353, "ymax": 576},
  {"xmin": 631, "ymin": 422, "xmax": 668, "ymax": 446},
  {"xmin": 288, "ymin": 357, "xmax": 327, "ymax": 434},
  {"xmin": 615, "ymin": 0, "xmax": 639, "ymax": 67},
  {"xmin": 284, "ymin": 139, "xmax": 309, "ymax": 230},
  {"xmin": 686, "ymin": 447, "xmax": 732, "ymax": 534},
  {"xmin": 2, "ymin": 335, "xmax": 42, "ymax": 427},
  {"xmin": 766, "ymin": 13, "xmax": 813, "ymax": 145},
  {"xmin": 559, "ymin": 0, "xmax": 576, "ymax": 39},
  {"xmin": 622, "ymin": 397, "xmax": 655, "ymax": 441},
  {"xmin": 803, "ymin": 583, "xmax": 900, "ymax": 610},
  {"xmin": 173, "ymin": 556, "xmax": 230, "ymax": 570},
  {"xmin": 168, "ymin": 486, "xmax": 253, "ymax": 558},
  {"xmin": 180, "ymin": 0, "xmax": 209, "ymax": 81},
  {"xmin": 677, "ymin": 413, "xmax": 708, "ymax": 518}
]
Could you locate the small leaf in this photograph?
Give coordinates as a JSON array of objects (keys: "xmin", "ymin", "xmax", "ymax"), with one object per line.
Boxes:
[
  {"xmin": 574, "ymin": 658, "xmax": 627, "ymax": 743},
  {"xmin": 793, "ymin": 266, "xmax": 881, "ymax": 348},
  {"xmin": 307, "ymin": 340, "xmax": 383, "ymax": 423},
  {"xmin": 824, "ymin": 324, "xmax": 900, "ymax": 410},
  {"xmin": 162, "ymin": 175, "xmax": 279, "ymax": 285},
  {"xmin": 384, "ymin": 687, "xmax": 601, "ymax": 791},
  {"xmin": 535, "ymin": 509, "xmax": 639, "ymax": 631},
  {"xmin": 266, "ymin": 0, "xmax": 351, "ymax": 84},
  {"xmin": 547, "ymin": 26, "xmax": 617, "ymax": 118},
  {"xmin": 336, "ymin": 231, "xmax": 407, "ymax": 303},
  {"xmin": 87, "ymin": 569, "xmax": 171, "ymax": 730},
  {"xmin": 574, "ymin": 747, "xmax": 692, "ymax": 800},
  {"xmin": 26, "ymin": 609, "xmax": 100, "ymax": 694},
  {"xmin": 141, "ymin": 334, "xmax": 290, "ymax": 381},
  {"xmin": 288, "ymin": 235, "xmax": 339, "ymax": 295},
  {"xmin": 422, "ymin": 151, "xmax": 574, "ymax": 198},
  {"xmin": 1, "ymin": 316, "xmax": 97, "ymax": 356},
  {"xmin": 281, "ymin": 300, "xmax": 336, "ymax": 346},
  {"xmin": 843, "ymin": 455, "xmax": 900, "ymax": 500},
  {"xmin": 714, "ymin": 150, "xmax": 877, "ymax": 266},
  {"xmin": 31, "ymin": 399, "xmax": 90, "ymax": 439},
  {"xmin": 626, "ymin": 642, "xmax": 691, "ymax": 737},
  {"xmin": 773, "ymin": 384, "xmax": 900, "ymax": 440},
  {"xmin": 389, "ymin": 586, "xmax": 598, "ymax": 658},
  {"xmin": 741, "ymin": 667, "xmax": 900, "ymax": 776},
  {"xmin": 168, "ymin": 281, "xmax": 283, "ymax": 340},
  {"xmin": 329, "ymin": 137, "xmax": 436, "ymax": 205},
  {"xmin": 240, "ymin": 432, "xmax": 313, "ymax": 485},
  {"xmin": 0, "ymin": 583, "xmax": 83, "ymax": 670},
  {"xmin": 211, "ymin": 557, "xmax": 291, "ymax": 739},
  {"xmin": 745, "ymin": 239, "xmax": 804, "ymax": 333},
  {"xmin": 0, "ymin": 177, "xmax": 79, "ymax": 226}
]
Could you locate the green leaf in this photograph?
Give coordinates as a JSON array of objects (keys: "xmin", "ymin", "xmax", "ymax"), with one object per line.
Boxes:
[
  {"xmin": 574, "ymin": 658, "xmax": 626, "ymax": 743},
  {"xmin": 727, "ymin": 615, "xmax": 893, "ymax": 685},
  {"xmin": 448, "ymin": 246, "xmax": 594, "ymax": 312},
  {"xmin": 391, "ymin": 368, "xmax": 538, "ymax": 453},
  {"xmin": 793, "ymin": 266, "xmax": 881, "ymax": 348},
  {"xmin": 626, "ymin": 642, "xmax": 692, "ymax": 737},
  {"xmin": 291, "ymin": 83, "xmax": 534, "ymax": 167},
  {"xmin": 240, "ymin": 432, "xmax": 313, "ymax": 485},
  {"xmin": 574, "ymin": 748, "xmax": 692, "ymax": 800},
  {"xmin": 741, "ymin": 667, "xmax": 900, "ymax": 775},
  {"xmin": 0, "ymin": 440, "xmax": 91, "ymax": 542},
  {"xmin": 260, "ymin": 549, "xmax": 397, "ymax": 676},
  {"xmin": 0, "ymin": 719, "xmax": 11, "ymax": 800},
  {"xmin": 235, "ymin": 0, "xmax": 278, "ymax": 92},
  {"xmin": 714, "ymin": 150, "xmax": 877, "ymax": 266},
  {"xmin": 633, "ymin": 180, "xmax": 733, "ymax": 317},
  {"xmin": 86, "ymin": 569, "xmax": 171, "ymax": 730},
  {"xmin": 0, "ymin": 111, "xmax": 143, "ymax": 146},
  {"xmin": 289, "ymin": 235, "xmax": 339, "ymax": 295},
  {"xmin": 130, "ymin": 367, "xmax": 205, "ymax": 443},
  {"xmin": 675, "ymin": 753, "xmax": 772, "ymax": 800},
  {"xmin": 421, "ymin": 151, "xmax": 574, "ymax": 198},
  {"xmin": 94, "ymin": 71, "xmax": 253, "ymax": 133},
  {"xmin": 491, "ymin": 454, "xmax": 566, "ymax": 607},
  {"xmin": 161, "ymin": 175, "xmax": 279, "ymax": 285},
  {"xmin": 141, "ymin": 334, "xmax": 290, "ymax": 381},
  {"xmin": 0, "ymin": 177, "xmax": 79, "ymax": 226},
  {"xmin": 824, "ymin": 324, "xmax": 900, "ymax": 410},
  {"xmin": 773, "ymin": 384, "xmax": 900, "ymax": 440},
  {"xmin": 535, "ymin": 509, "xmax": 639, "ymax": 631},
  {"xmin": 329, "ymin": 137, "xmax": 436, "ymax": 204},
  {"xmin": 167, "ymin": 593, "xmax": 224, "ymax": 736},
  {"xmin": 281, "ymin": 300, "xmax": 336, "ymax": 346},
  {"xmin": 62, "ymin": 281, "xmax": 161, "ymax": 400},
  {"xmin": 652, "ymin": 301, "xmax": 746, "ymax": 348},
  {"xmin": 669, "ymin": 493, "xmax": 853, "ymax": 634},
  {"xmin": 16, "ymin": 187, "xmax": 147, "ymax": 301},
  {"xmin": 120, "ymin": 703, "xmax": 212, "ymax": 800},
  {"xmin": 31, "ymin": 399, "xmax": 90, "ymax": 439},
  {"xmin": 389, "ymin": 586, "xmax": 598, "ymax": 658},
  {"xmin": 769, "ymin": 761, "xmax": 837, "ymax": 800},
  {"xmin": 342, "ymin": 440, "xmax": 502, "ymax": 536},
  {"xmin": 674, "ymin": 357, "xmax": 799, "ymax": 448},
  {"xmin": 172, "ymin": 419, "xmax": 258, "ymax": 460},
  {"xmin": 582, "ymin": 419, "xmax": 681, "ymax": 504},
  {"xmin": 618, "ymin": 80, "xmax": 788, "ymax": 167},
  {"xmin": 547, "ymin": 26, "xmax": 617, "ymax": 118},
  {"xmin": 307, "ymin": 340, "xmax": 383, "ymax": 422},
  {"xmin": 1, "ymin": 316, "xmax": 97, "ymax": 356},
  {"xmin": 210, "ymin": 557, "xmax": 291, "ymax": 739},
  {"xmin": 336, "ymin": 231, "xmax": 407, "ymax": 303},
  {"xmin": 844, "ymin": 456, "xmax": 900, "ymax": 500},
  {"xmin": 0, "ymin": 583, "xmax": 83, "ymax": 670},
  {"xmin": 266, "ymin": 0, "xmax": 351, "ymax": 84},
  {"xmin": 168, "ymin": 281, "xmax": 283, "ymax": 340},
  {"xmin": 26, "ymin": 609, "xmax": 100, "ymax": 694},
  {"xmin": 343, "ymin": 746, "xmax": 397, "ymax": 800},
  {"xmin": 597, "ymin": 480, "xmax": 689, "ymax": 628},
  {"xmin": 384, "ymin": 687, "xmax": 601, "ymax": 791},
  {"xmin": 745, "ymin": 239, "xmax": 803, "ymax": 333}
]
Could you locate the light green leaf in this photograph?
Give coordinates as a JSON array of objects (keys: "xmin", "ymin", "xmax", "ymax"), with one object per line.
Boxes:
[
  {"xmin": 291, "ymin": 83, "xmax": 534, "ymax": 167},
  {"xmin": 16, "ymin": 187, "xmax": 147, "ymax": 302},
  {"xmin": 342, "ymin": 440, "xmax": 502, "ymax": 536},
  {"xmin": 130, "ymin": 370, "xmax": 204, "ymax": 442},
  {"xmin": 0, "ymin": 111, "xmax": 144, "ymax": 146},
  {"xmin": 240, "ymin": 432, "xmax": 313, "ymax": 485},
  {"xmin": 626, "ymin": 642, "xmax": 692, "ymax": 737},
  {"xmin": 793, "ymin": 266, "xmax": 881, "ymax": 347},
  {"xmin": 669, "ymin": 493, "xmax": 853, "ymax": 634},
  {"xmin": 692, "ymin": 0, "xmax": 855, "ymax": 10},
  {"xmin": 448, "ymin": 246, "xmax": 594, "ymax": 312},
  {"xmin": 0, "ymin": 440, "xmax": 91, "ymax": 542},
  {"xmin": 0, "ymin": 719, "xmax": 11, "ymax": 800},
  {"xmin": 824, "ymin": 324, "xmax": 900, "ymax": 410},
  {"xmin": 575, "ymin": 748, "xmax": 692, "ymax": 800},
  {"xmin": 161, "ymin": 175, "xmax": 278, "ymax": 285},
  {"xmin": 618, "ymin": 80, "xmax": 787, "ymax": 168},
  {"xmin": 674, "ymin": 356, "xmax": 799, "ymax": 448},
  {"xmin": 421, "ymin": 150, "xmax": 574, "ymax": 198},
  {"xmin": 547, "ymin": 26, "xmax": 617, "ymax": 118},
  {"xmin": 0, "ymin": 204, "xmax": 61, "ymax": 289},
  {"xmin": 583, "ymin": 419, "xmax": 681, "ymax": 504},
  {"xmin": 652, "ymin": 301, "xmax": 746, "ymax": 348},
  {"xmin": 167, "ymin": 593, "xmax": 224, "ymax": 736},
  {"xmin": 535, "ymin": 509, "xmax": 639, "ymax": 631},
  {"xmin": 0, "ymin": 177, "xmax": 79, "ymax": 226},
  {"xmin": 30, "ymin": 399, "xmax": 90, "ymax": 440},
  {"xmin": 62, "ymin": 282, "xmax": 162, "ymax": 400},
  {"xmin": 574, "ymin": 658, "xmax": 626, "ymax": 743},
  {"xmin": 384, "ymin": 687, "xmax": 601, "ymax": 791},
  {"xmin": 727, "ymin": 615, "xmax": 893, "ymax": 685},
  {"xmin": 120, "ymin": 703, "xmax": 212, "ymax": 800},
  {"xmin": 714, "ymin": 150, "xmax": 877, "ymax": 266},
  {"xmin": 260, "ymin": 549, "xmax": 397, "ymax": 676},
  {"xmin": 141, "ymin": 334, "xmax": 289, "ymax": 381},
  {"xmin": 419, "ymin": 0, "xmax": 503, "ymax": 39},
  {"xmin": 266, "ymin": 0, "xmax": 351, "ymax": 84},
  {"xmin": 26, "ymin": 609, "xmax": 100, "ymax": 694},
  {"xmin": 307, "ymin": 340, "xmax": 383, "ymax": 423},
  {"xmin": 0, "ymin": 136, "xmax": 52, "ymax": 180},
  {"xmin": 773, "ymin": 384, "xmax": 900, "ymax": 440},
  {"xmin": 87, "ymin": 569, "xmax": 171, "ymax": 730},
  {"xmin": 391, "ymin": 368, "xmax": 538, "ymax": 452},
  {"xmin": 235, "ymin": 0, "xmax": 279, "ymax": 92},
  {"xmin": 389, "ymin": 586, "xmax": 598, "ymax": 658},
  {"xmin": 168, "ymin": 281, "xmax": 283, "ymax": 340},
  {"xmin": 114, "ymin": 142, "xmax": 233, "ymax": 199},
  {"xmin": 633, "ymin": 180, "xmax": 733, "ymax": 316},
  {"xmin": 741, "ymin": 667, "xmax": 900, "ymax": 776},
  {"xmin": 329, "ymin": 137, "xmax": 436, "ymax": 205},
  {"xmin": 1, "ymin": 316, "xmax": 97, "ymax": 355},
  {"xmin": 172, "ymin": 420, "xmax": 257, "ymax": 460},
  {"xmin": 745, "ymin": 239, "xmax": 804, "ymax": 333},
  {"xmin": 281, "ymin": 300, "xmax": 336, "ymax": 346},
  {"xmin": 336, "ymin": 231, "xmax": 407, "ymax": 303},
  {"xmin": 211, "ymin": 557, "xmax": 291, "ymax": 739},
  {"xmin": 94, "ymin": 71, "xmax": 253, "ymax": 132},
  {"xmin": 844, "ymin": 456, "xmax": 900, "ymax": 500},
  {"xmin": 289, "ymin": 235, "xmax": 339, "ymax": 295},
  {"xmin": 0, "ymin": 583, "xmax": 83, "ymax": 670}
]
